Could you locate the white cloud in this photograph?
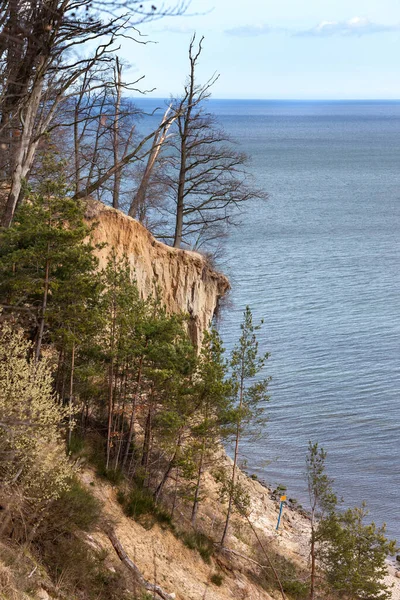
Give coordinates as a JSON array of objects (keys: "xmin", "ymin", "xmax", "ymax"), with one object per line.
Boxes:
[
  {"xmin": 159, "ymin": 25, "xmax": 196, "ymax": 34},
  {"xmin": 225, "ymin": 24, "xmax": 272, "ymax": 37},
  {"xmin": 295, "ymin": 16, "xmax": 400, "ymax": 37},
  {"xmin": 224, "ymin": 17, "xmax": 400, "ymax": 38}
]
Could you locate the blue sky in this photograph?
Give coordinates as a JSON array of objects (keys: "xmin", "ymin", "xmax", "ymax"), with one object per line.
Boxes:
[{"xmin": 122, "ymin": 0, "xmax": 400, "ymax": 99}]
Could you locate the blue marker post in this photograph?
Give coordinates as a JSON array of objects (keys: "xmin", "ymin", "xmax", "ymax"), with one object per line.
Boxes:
[{"xmin": 276, "ymin": 495, "xmax": 286, "ymax": 531}]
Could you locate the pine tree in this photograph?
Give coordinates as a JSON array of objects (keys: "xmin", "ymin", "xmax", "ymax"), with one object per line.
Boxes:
[
  {"xmin": 99, "ymin": 252, "xmax": 144, "ymax": 470},
  {"xmin": 318, "ymin": 503, "xmax": 396, "ymax": 600},
  {"xmin": 189, "ymin": 328, "xmax": 232, "ymax": 526},
  {"xmin": 0, "ymin": 157, "xmax": 99, "ymax": 361},
  {"xmin": 305, "ymin": 442, "xmax": 337, "ymax": 600},
  {"xmin": 220, "ymin": 306, "xmax": 270, "ymax": 546}
]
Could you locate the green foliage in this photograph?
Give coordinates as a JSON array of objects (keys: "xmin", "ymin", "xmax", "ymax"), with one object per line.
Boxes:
[
  {"xmin": 0, "ymin": 164, "xmax": 100, "ymax": 357},
  {"xmin": 221, "ymin": 306, "xmax": 270, "ymax": 544},
  {"xmin": 0, "ymin": 319, "xmax": 73, "ymax": 539},
  {"xmin": 318, "ymin": 503, "xmax": 397, "ymax": 600},
  {"xmin": 210, "ymin": 573, "xmax": 224, "ymax": 586},
  {"xmin": 306, "ymin": 444, "xmax": 397, "ymax": 600},
  {"xmin": 32, "ymin": 479, "xmax": 132, "ymax": 600},
  {"xmin": 282, "ymin": 579, "xmax": 309, "ymax": 599},
  {"xmin": 37, "ymin": 478, "xmax": 101, "ymax": 537},
  {"xmin": 118, "ymin": 485, "xmax": 173, "ymax": 529},
  {"xmin": 96, "ymin": 463, "xmax": 124, "ymax": 485},
  {"xmin": 38, "ymin": 534, "xmax": 131, "ymax": 600},
  {"xmin": 228, "ymin": 306, "xmax": 270, "ymax": 439},
  {"xmin": 251, "ymin": 548, "xmax": 309, "ymax": 599},
  {"xmin": 68, "ymin": 431, "xmax": 86, "ymax": 455},
  {"xmin": 180, "ymin": 530, "xmax": 215, "ymax": 563},
  {"xmin": 306, "ymin": 442, "xmax": 337, "ymax": 519},
  {"xmin": 121, "ymin": 487, "xmax": 156, "ymax": 519}
]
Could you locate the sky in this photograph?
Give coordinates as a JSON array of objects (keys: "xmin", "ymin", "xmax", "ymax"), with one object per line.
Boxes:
[{"xmin": 121, "ymin": 0, "xmax": 400, "ymax": 100}]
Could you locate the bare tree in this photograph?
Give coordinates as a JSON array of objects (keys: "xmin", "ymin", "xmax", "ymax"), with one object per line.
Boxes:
[
  {"xmin": 0, "ymin": 0, "xmax": 188, "ymax": 226},
  {"xmin": 128, "ymin": 105, "xmax": 177, "ymax": 219},
  {"xmin": 157, "ymin": 35, "xmax": 267, "ymax": 250}
]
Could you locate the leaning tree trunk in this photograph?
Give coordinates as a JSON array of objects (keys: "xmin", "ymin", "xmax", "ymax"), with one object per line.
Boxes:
[
  {"xmin": 220, "ymin": 369, "xmax": 244, "ymax": 547},
  {"xmin": 107, "ymin": 528, "xmax": 175, "ymax": 600},
  {"xmin": 1, "ymin": 69, "xmax": 44, "ymax": 227},
  {"xmin": 129, "ymin": 106, "xmax": 175, "ymax": 220}
]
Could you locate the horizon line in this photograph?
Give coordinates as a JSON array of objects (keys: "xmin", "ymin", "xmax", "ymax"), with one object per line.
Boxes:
[{"xmin": 131, "ymin": 96, "xmax": 400, "ymax": 102}]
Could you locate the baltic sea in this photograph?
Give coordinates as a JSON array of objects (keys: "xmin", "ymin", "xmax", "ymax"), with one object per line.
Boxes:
[{"xmin": 137, "ymin": 99, "xmax": 400, "ymax": 541}]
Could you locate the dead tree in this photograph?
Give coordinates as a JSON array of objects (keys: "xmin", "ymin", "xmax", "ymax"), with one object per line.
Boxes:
[
  {"xmin": 107, "ymin": 528, "xmax": 176, "ymax": 600},
  {"xmin": 128, "ymin": 105, "xmax": 176, "ymax": 220},
  {"xmin": 0, "ymin": 0, "xmax": 188, "ymax": 226},
  {"xmin": 162, "ymin": 35, "xmax": 267, "ymax": 250}
]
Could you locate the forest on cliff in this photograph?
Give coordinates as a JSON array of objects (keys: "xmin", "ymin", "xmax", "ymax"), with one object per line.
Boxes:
[{"xmin": 0, "ymin": 1, "xmax": 397, "ymax": 599}]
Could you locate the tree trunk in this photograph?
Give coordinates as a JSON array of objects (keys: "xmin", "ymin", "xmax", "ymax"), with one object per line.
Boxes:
[
  {"xmin": 106, "ymin": 357, "xmax": 114, "ymax": 470},
  {"xmin": 112, "ymin": 57, "xmax": 122, "ymax": 209},
  {"xmin": 129, "ymin": 106, "xmax": 175, "ymax": 220},
  {"xmin": 141, "ymin": 406, "xmax": 152, "ymax": 471},
  {"xmin": 35, "ymin": 251, "xmax": 50, "ymax": 362},
  {"xmin": 191, "ymin": 442, "xmax": 205, "ymax": 526},
  {"xmin": 154, "ymin": 436, "xmax": 181, "ymax": 503},
  {"xmin": 107, "ymin": 529, "xmax": 175, "ymax": 600},
  {"xmin": 1, "ymin": 64, "xmax": 44, "ymax": 227},
  {"xmin": 221, "ymin": 364, "xmax": 245, "ymax": 547},
  {"xmin": 310, "ymin": 527, "xmax": 316, "ymax": 600},
  {"xmin": 122, "ymin": 354, "xmax": 144, "ymax": 469},
  {"xmin": 68, "ymin": 342, "xmax": 75, "ymax": 448}
]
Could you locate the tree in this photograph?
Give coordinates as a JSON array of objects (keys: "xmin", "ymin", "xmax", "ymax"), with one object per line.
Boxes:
[
  {"xmin": 0, "ymin": 318, "xmax": 73, "ymax": 540},
  {"xmin": 128, "ymin": 105, "xmax": 177, "ymax": 223},
  {"xmin": 189, "ymin": 328, "xmax": 232, "ymax": 525},
  {"xmin": 158, "ymin": 35, "xmax": 266, "ymax": 250},
  {"xmin": 220, "ymin": 306, "xmax": 270, "ymax": 546},
  {"xmin": 0, "ymin": 0, "xmax": 187, "ymax": 226},
  {"xmin": 318, "ymin": 503, "xmax": 397, "ymax": 600},
  {"xmin": 98, "ymin": 252, "xmax": 145, "ymax": 470},
  {"xmin": 305, "ymin": 442, "xmax": 337, "ymax": 600},
  {"xmin": 0, "ymin": 156, "xmax": 99, "ymax": 360}
]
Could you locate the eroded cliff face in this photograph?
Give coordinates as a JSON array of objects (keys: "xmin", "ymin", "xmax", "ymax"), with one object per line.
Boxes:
[{"xmin": 85, "ymin": 200, "xmax": 230, "ymax": 346}]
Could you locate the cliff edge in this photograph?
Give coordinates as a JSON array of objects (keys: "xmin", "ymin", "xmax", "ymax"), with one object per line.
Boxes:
[{"xmin": 85, "ymin": 199, "xmax": 230, "ymax": 347}]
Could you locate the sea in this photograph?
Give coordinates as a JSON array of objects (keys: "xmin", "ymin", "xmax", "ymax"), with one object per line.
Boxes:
[{"xmin": 135, "ymin": 99, "xmax": 400, "ymax": 542}]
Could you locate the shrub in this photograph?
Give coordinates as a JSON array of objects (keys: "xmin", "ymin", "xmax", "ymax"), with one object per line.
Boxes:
[
  {"xmin": 0, "ymin": 320, "xmax": 73, "ymax": 539},
  {"xmin": 282, "ymin": 579, "xmax": 309, "ymax": 599},
  {"xmin": 210, "ymin": 573, "xmax": 224, "ymax": 586},
  {"xmin": 181, "ymin": 531, "xmax": 214, "ymax": 563},
  {"xmin": 68, "ymin": 431, "xmax": 86, "ymax": 455},
  {"xmin": 123, "ymin": 487, "xmax": 156, "ymax": 519},
  {"xmin": 43, "ymin": 478, "xmax": 101, "ymax": 534}
]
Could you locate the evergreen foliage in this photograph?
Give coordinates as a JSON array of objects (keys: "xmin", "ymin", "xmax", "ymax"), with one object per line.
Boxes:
[
  {"xmin": 220, "ymin": 305, "xmax": 270, "ymax": 546},
  {"xmin": 306, "ymin": 442, "xmax": 397, "ymax": 600},
  {"xmin": 0, "ymin": 158, "xmax": 99, "ymax": 361},
  {"xmin": 318, "ymin": 504, "xmax": 396, "ymax": 600},
  {"xmin": 306, "ymin": 441, "xmax": 338, "ymax": 599}
]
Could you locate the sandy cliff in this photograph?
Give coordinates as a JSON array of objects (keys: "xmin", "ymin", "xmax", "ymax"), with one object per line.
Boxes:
[{"xmin": 85, "ymin": 200, "xmax": 230, "ymax": 347}]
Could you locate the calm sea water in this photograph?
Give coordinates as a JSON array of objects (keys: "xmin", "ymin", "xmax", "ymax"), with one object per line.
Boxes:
[
  {"xmin": 211, "ymin": 100, "xmax": 400, "ymax": 542},
  {"xmin": 136, "ymin": 99, "xmax": 400, "ymax": 541}
]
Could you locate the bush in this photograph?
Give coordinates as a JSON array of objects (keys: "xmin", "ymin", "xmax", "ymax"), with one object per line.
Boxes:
[
  {"xmin": 118, "ymin": 486, "xmax": 174, "ymax": 531},
  {"xmin": 180, "ymin": 531, "xmax": 215, "ymax": 563},
  {"xmin": 123, "ymin": 487, "xmax": 156, "ymax": 519},
  {"xmin": 68, "ymin": 431, "xmax": 86, "ymax": 455},
  {"xmin": 282, "ymin": 579, "xmax": 309, "ymax": 599},
  {"xmin": 0, "ymin": 321, "xmax": 74, "ymax": 540},
  {"xmin": 210, "ymin": 573, "xmax": 223, "ymax": 586},
  {"xmin": 38, "ymin": 534, "xmax": 132, "ymax": 600},
  {"xmin": 46, "ymin": 478, "xmax": 101, "ymax": 533}
]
